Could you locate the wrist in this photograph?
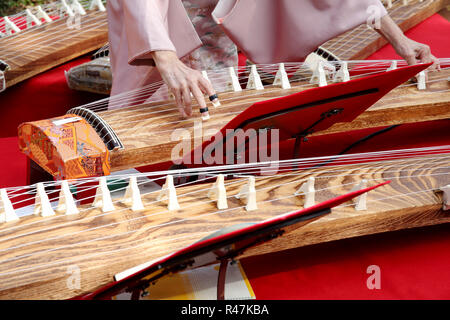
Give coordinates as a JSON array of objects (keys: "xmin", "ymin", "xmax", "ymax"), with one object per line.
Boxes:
[
  {"xmin": 377, "ymin": 15, "xmax": 407, "ymax": 46},
  {"xmin": 151, "ymin": 50, "xmax": 178, "ymax": 65}
]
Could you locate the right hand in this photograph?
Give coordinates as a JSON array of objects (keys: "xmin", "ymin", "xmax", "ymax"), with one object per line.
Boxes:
[{"xmin": 151, "ymin": 50, "xmax": 217, "ymax": 118}]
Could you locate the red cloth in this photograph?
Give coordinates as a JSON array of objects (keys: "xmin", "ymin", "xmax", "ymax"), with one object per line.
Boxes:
[
  {"xmin": 0, "ymin": 137, "xmax": 28, "ymax": 188},
  {"xmin": 0, "ymin": 13, "xmax": 448, "ymax": 299}
]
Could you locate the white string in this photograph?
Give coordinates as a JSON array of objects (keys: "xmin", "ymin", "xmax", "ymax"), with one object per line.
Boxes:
[
  {"xmin": 2, "ymin": 148, "xmax": 448, "ymax": 227},
  {"xmin": 1, "ymin": 0, "xmax": 98, "ymax": 41},
  {"xmin": 80, "ymin": 59, "xmax": 448, "ymax": 116},
  {"xmin": 91, "ymin": 62, "xmax": 419, "ymax": 130},
  {"xmin": 0, "ymin": 2, "xmax": 107, "ymax": 60},
  {"xmin": 83, "ymin": 58, "xmax": 449, "ymax": 119},
  {"xmin": 0, "ymin": 170, "xmax": 446, "ymax": 273},
  {"xmin": 1, "ymin": 183, "xmax": 442, "ymax": 284}
]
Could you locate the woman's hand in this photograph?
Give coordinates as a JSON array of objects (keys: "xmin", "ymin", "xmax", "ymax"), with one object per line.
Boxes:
[{"xmin": 151, "ymin": 50, "xmax": 217, "ymax": 118}]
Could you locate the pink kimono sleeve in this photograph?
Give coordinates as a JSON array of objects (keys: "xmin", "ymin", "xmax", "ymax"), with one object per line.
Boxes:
[
  {"xmin": 212, "ymin": 0, "xmax": 388, "ymax": 64},
  {"xmin": 121, "ymin": 0, "xmax": 203, "ymax": 65}
]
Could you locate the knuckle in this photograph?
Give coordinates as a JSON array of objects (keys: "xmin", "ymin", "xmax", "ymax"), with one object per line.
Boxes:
[{"xmin": 201, "ymin": 78, "xmax": 212, "ymax": 88}]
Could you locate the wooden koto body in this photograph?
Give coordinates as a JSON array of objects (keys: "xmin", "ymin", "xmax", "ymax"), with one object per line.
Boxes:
[
  {"xmin": 0, "ymin": 151, "xmax": 448, "ymax": 299},
  {"xmin": 18, "ymin": 63, "xmax": 449, "ymax": 179},
  {"xmin": 316, "ymin": 68, "xmax": 450, "ymax": 136}
]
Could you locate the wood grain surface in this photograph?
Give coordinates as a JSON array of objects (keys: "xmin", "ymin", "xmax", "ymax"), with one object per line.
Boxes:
[{"xmin": 0, "ymin": 153, "xmax": 448, "ymax": 299}]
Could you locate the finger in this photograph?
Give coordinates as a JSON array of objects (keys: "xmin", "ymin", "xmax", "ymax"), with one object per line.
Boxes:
[
  {"xmin": 190, "ymin": 83, "xmax": 210, "ymax": 120},
  {"xmin": 181, "ymin": 84, "xmax": 192, "ymax": 117},
  {"xmin": 198, "ymin": 77, "xmax": 220, "ymax": 107}
]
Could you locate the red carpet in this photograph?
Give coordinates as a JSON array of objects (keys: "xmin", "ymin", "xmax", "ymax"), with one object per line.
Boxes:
[{"xmin": 0, "ymin": 13, "xmax": 448, "ymax": 299}]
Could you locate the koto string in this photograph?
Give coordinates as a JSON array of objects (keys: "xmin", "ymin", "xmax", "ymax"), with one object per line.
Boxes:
[
  {"xmin": 2, "ymin": 145, "xmax": 449, "ymax": 196},
  {"xmin": 5, "ymin": 154, "xmax": 450, "ymax": 214},
  {"xmin": 1, "ymin": 5, "xmax": 105, "ymax": 50},
  {"xmin": 8, "ymin": 152, "xmax": 446, "ymax": 227},
  {"xmin": 80, "ymin": 60, "xmax": 407, "ymax": 112},
  {"xmin": 4, "ymin": 154, "xmax": 449, "ymax": 235},
  {"xmin": 0, "ymin": 0, "xmax": 94, "ymax": 31},
  {"xmin": 87, "ymin": 59, "xmax": 448, "ymax": 117},
  {"xmin": 2, "ymin": 146, "xmax": 448, "ymax": 215},
  {"xmin": 2, "ymin": 150, "xmax": 449, "ymax": 236},
  {"xmin": 81, "ymin": 58, "xmax": 449, "ymax": 115},
  {"xmin": 0, "ymin": 184, "xmax": 444, "ymax": 281},
  {"xmin": 333, "ymin": 0, "xmax": 426, "ymax": 57},
  {"xmin": 103, "ymin": 64, "xmax": 449, "ymax": 142},
  {"xmin": 99, "ymin": 63, "xmax": 393, "ymax": 118},
  {"xmin": 2, "ymin": 145, "xmax": 448, "ymax": 196},
  {"xmin": 0, "ymin": 5, "xmax": 108, "ymax": 60},
  {"xmin": 96, "ymin": 63, "xmax": 402, "ymax": 131}
]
